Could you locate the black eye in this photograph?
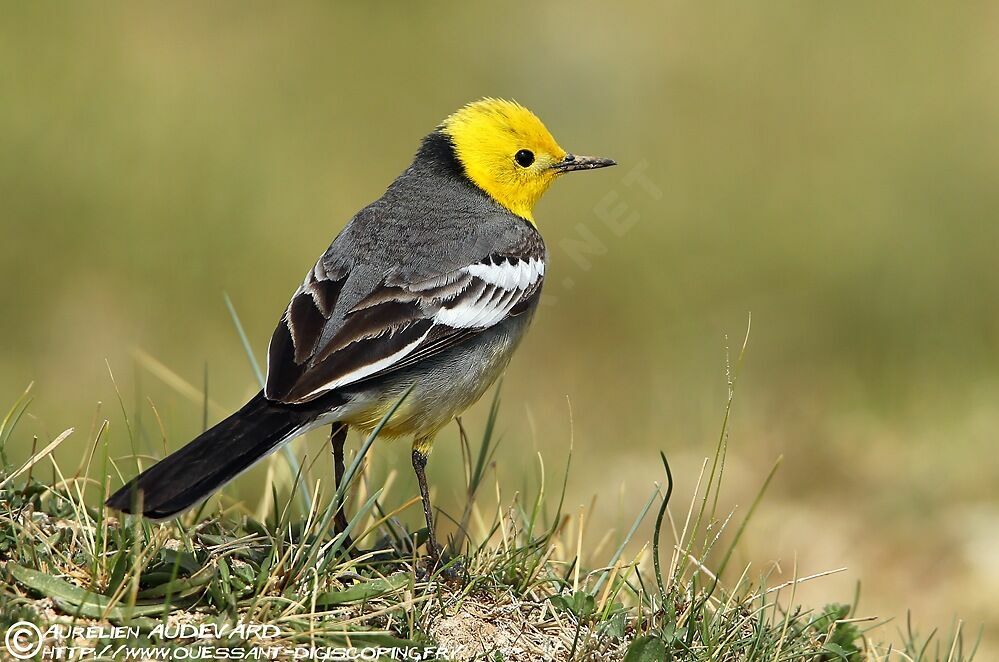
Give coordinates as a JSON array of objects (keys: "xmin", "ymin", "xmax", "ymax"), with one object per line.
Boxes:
[{"xmin": 514, "ymin": 149, "xmax": 535, "ymax": 168}]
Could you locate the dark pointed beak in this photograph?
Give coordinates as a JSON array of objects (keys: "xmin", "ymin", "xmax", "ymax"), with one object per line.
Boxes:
[{"xmin": 551, "ymin": 153, "xmax": 617, "ymax": 173}]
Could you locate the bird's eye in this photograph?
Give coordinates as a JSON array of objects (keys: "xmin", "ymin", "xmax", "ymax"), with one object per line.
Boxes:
[{"xmin": 514, "ymin": 149, "xmax": 535, "ymax": 168}]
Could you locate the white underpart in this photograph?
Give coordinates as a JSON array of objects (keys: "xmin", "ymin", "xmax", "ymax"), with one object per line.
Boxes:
[
  {"xmin": 301, "ymin": 328, "xmax": 432, "ymax": 398},
  {"xmin": 436, "ymin": 258, "xmax": 544, "ymax": 329}
]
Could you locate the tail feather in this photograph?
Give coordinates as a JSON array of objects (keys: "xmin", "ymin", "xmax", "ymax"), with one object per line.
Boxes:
[{"xmin": 106, "ymin": 391, "xmax": 317, "ymax": 520}]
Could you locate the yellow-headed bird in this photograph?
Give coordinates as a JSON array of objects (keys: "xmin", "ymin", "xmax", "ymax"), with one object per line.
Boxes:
[{"xmin": 106, "ymin": 99, "xmax": 615, "ymax": 564}]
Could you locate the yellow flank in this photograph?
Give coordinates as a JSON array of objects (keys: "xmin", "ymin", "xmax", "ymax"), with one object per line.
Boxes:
[
  {"xmin": 341, "ymin": 398, "xmax": 446, "ymax": 454},
  {"xmin": 441, "ymin": 98, "xmax": 567, "ymax": 222},
  {"xmin": 342, "ymin": 397, "xmax": 420, "ymax": 439},
  {"xmin": 341, "ymin": 392, "xmax": 450, "ymax": 442}
]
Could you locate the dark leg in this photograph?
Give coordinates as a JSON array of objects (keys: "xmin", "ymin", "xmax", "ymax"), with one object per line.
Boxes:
[
  {"xmin": 411, "ymin": 447, "xmax": 441, "ymax": 566},
  {"xmin": 330, "ymin": 423, "xmax": 354, "ymax": 551}
]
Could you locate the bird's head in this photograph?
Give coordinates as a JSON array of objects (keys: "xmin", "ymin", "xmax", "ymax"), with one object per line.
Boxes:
[{"xmin": 440, "ymin": 98, "xmax": 615, "ymax": 222}]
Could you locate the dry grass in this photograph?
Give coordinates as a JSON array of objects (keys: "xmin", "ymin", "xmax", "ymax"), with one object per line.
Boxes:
[{"xmin": 0, "ymin": 364, "xmax": 983, "ymax": 661}]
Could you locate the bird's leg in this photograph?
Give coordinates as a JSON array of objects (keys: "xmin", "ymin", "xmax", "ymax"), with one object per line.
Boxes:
[
  {"xmin": 411, "ymin": 445, "xmax": 441, "ymax": 566},
  {"xmin": 329, "ymin": 423, "xmax": 355, "ymax": 551}
]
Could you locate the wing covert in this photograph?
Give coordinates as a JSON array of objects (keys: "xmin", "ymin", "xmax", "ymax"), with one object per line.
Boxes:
[{"xmin": 265, "ymin": 248, "xmax": 544, "ymax": 404}]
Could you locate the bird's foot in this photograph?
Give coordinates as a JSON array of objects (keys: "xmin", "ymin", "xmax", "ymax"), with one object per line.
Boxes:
[{"xmin": 416, "ymin": 549, "xmax": 464, "ymax": 584}]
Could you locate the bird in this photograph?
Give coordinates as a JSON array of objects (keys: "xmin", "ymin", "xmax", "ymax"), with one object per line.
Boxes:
[{"xmin": 105, "ymin": 98, "xmax": 616, "ymax": 565}]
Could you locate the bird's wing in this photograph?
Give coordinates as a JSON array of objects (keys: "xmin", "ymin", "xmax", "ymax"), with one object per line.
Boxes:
[{"xmin": 264, "ymin": 240, "xmax": 545, "ymax": 405}]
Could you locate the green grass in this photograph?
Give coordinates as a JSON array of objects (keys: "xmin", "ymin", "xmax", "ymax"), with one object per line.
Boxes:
[{"xmin": 0, "ymin": 350, "xmax": 982, "ymax": 661}]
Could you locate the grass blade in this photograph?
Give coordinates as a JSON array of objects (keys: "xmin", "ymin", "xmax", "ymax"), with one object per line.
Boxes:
[{"xmin": 223, "ymin": 292, "xmax": 310, "ymax": 514}]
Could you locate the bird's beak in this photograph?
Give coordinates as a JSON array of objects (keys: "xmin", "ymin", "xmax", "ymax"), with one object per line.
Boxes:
[{"xmin": 551, "ymin": 153, "xmax": 617, "ymax": 173}]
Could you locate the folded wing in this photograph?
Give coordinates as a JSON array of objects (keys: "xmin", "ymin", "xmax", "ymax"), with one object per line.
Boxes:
[{"xmin": 265, "ymin": 249, "xmax": 545, "ymax": 404}]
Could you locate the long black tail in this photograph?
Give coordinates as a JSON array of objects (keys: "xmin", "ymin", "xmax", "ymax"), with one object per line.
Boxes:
[{"xmin": 106, "ymin": 391, "xmax": 318, "ymax": 520}]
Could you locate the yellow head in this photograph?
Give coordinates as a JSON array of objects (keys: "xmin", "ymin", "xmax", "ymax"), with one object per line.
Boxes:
[{"xmin": 440, "ymin": 99, "xmax": 615, "ymax": 222}]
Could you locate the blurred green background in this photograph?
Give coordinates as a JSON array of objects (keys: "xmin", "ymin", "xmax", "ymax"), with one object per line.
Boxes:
[{"xmin": 2, "ymin": 1, "xmax": 997, "ymax": 652}]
